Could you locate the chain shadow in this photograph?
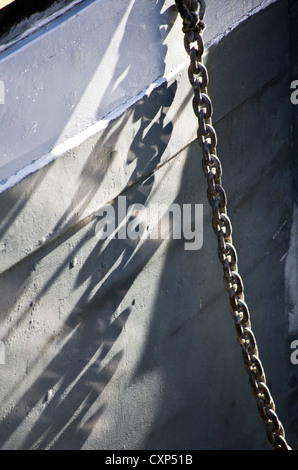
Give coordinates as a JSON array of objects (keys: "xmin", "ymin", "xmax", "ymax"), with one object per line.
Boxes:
[
  {"xmin": 0, "ymin": 78, "xmax": 177, "ymax": 453},
  {"xmin": 0, "ymin": 0, "xmax": 181, "ymax": 449},
  {"xmin": 52, "ymin": 0, "xmax": 178, "ymax": 235},
  {"xmin": 0, "ymin": 0, "xmax": 176, "ymax": 337}
]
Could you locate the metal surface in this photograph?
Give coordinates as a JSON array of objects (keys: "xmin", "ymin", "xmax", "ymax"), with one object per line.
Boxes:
[{"xmin": 175, "ymin": 0, "xmax": 292, "ymax": 451}]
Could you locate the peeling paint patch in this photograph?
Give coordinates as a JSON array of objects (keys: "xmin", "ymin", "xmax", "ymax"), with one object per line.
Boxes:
[{"xmin": 286, "ymin": 204, "xmax": 298, "ymax": 335}]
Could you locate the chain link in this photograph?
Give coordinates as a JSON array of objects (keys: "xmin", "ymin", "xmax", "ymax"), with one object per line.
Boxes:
[{"xmin": 174, "ymin": 0, "xmax": 292, "ymax": 451}]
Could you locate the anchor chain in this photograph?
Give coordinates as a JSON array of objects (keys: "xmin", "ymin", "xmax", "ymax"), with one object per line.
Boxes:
[{"xmin": 174, "ymin": 0, "xmax": 291, "ymax": 451}]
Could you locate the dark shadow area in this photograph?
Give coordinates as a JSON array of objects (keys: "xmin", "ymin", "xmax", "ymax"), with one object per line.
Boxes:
[
  {"xmin": 283, "ymin": 0, "xmax": 298, "ymax": 449},
  {"xmin": 138, "ymin": 0, "xmax": 295, "ymax": 450},
  {"xmin": 289, "ymin": 0, "xmax": 298, "ymax": 204}
]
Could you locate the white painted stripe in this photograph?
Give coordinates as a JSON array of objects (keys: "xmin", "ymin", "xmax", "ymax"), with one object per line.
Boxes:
[{"xmin": 0, "ymin": 59, "xmax": 189, "ymax": 194}]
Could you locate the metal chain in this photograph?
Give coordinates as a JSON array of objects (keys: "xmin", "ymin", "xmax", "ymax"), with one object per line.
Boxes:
[{"xmin": 174, "ymin": 0, "xmax": 291, "ymax": 451}]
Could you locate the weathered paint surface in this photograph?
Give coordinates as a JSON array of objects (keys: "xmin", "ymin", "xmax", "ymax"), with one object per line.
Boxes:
[
  {"xmin": 286, "ymin": 205, "xmax": 298, "ymax": 335},
  {"xmin": 0, "ymin": 0, "xmax": 276, "ymax": 187},
  {"xmin": 0, "ymin": 0, "xmax": 297, "ymax": 450}
]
